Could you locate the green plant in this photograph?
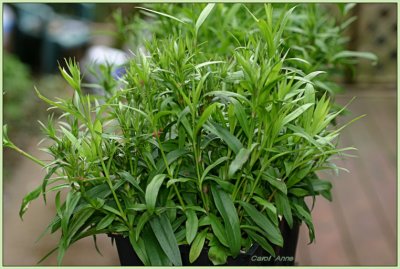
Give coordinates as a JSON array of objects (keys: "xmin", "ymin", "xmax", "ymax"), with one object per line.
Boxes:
[
  {"xmin": 4, "ymin": 4, "xmax": 364, "ymax": 266},
  {"xmin": 123, "ymin": 3, "xmax": 376, "ymax": 97},
  {"xmin": 283, "ymin": 3, "xmax": 377, "ymax": 96}
]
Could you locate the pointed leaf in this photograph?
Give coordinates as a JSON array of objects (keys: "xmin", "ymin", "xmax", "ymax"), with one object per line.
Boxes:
[
  {"xmin": 136, "ymin": 211, "xmax": 152, "ymax": 241},
  {"xmin": 200, "ymin": 156, "xmax": 229, "ymax": 183},
  {"xmin": 275, "ymin": 191, "xmax": 293, "ymax": 228},
  {"xmin": 150, "ymin": 213, "xmax": 182, "ymax": 266},
  {"xmin": 185, "ymin": 210, "xmax": 199, "ymax": 244},
  {"xmin": 129, "ymin": 230, "xmax": 150, "ymax": 265},
  {"xmin": 118, "ymin": 171, "xmax": 144, "ymax": 194},
  {"xmin": 195, "ymin": 103, "xmax": 218, "ymax": 135},
  {"xmin": 211, "ymin": 185, "xmax": 241, "ymax": 256},
  {"xmin": 96, "ymin": 214, "xmax": 115, "ymax": 230},
  {"xmin": 20, "ymin": 185, "xmax": 42, "ymax": 219},
  {"xmin": 228, "ymin": 147, "xmax": 251, "ymax": 178},
  {"xmin": 166, "ymin": 178, "xmax": 195, "ymax": 188},
  {"xmin": 195, "ymin": 3, "xmax": 215, "ymax": 34},
  {"xmin": 136, "ymin": 6, "xmax": 186, "ymax": 24},
  {"xmin": 189, "ymin": 229, "xmax": 207, "ymax": 263},
  {"xmin": 243, "ymin": 228, "xmax": 275, "ymax": 257},
  {"xmin": 238, "ymin": 201, "xmax": 283, "ymax": 246},
  {"xmin": 145, "ymin": 174, "xmax": 167, "ymax": 214},
  {"xmin": 208, "ymin": 213, "xmax": 228, "ymax": 247},
  {"xmin": 204, "ymin": 121, "xmax": 243, "ymax": 154},
  {"xmin": 282, "ymin": 103, "xmax": 313, "ymax": 126},
  {"xmin": 142, "ymin": 225, "xmax": 172, "ymax": 266}
]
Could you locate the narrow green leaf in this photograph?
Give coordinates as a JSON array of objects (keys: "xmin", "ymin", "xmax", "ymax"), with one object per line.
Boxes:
[
  {"xmin": 195, "ymin": 103, "xmax": 218, "ymax": 135},
  {"xmin": 172, "ymin": 215, "xmax": 186, "ymax": 232},
  {"xmin": 103, "ymin": 204, "xmax": 123, "ymax": 217},
  {"xmin": 150, "ymin": 213, "xmax": 182, "ymax": 266},
  {"xmin": 258, "ymin": 19, "xmax": 274, "ymax": 57},
  {"xmin": 200, "ymin": 156, "xmax": 229, "ymax": 183},
  {"xmin": 145, "ymin": 174, "xmax": 167, "ymax": 214},
  {"xmin": 57, "ymin": 240, "xmax": 67, "ymax": 265},
  {"xmin": 66, "ymin": 208, "xmax": 95, "ymax": 245},
  {"xmin": 332, "ymin": 50, "xmax": 378, "ymax": 63},
  {"xmin": 166, "ymin": 178, "xmax": 195, "ymax": 188},
  {"xmin": 142, "ymin": 225, "xmax": 171, "ymax": 265},
  {"xmin": 242, "ymin": 4, "xmax": 259, "ymax": 22},
  {"xmin": 243, "ymin": 228, "xmax": 275, "ymax": 257},
  {"xmin": 127, "ymin": 204, "xmax": 147, "ymax": 212},
  {"xmin": 204, "ymin": 121, "xmax": 243, "ymax": 154},
  {"xmin": 156, "ymin": 149, "xmax": 188, "ymax": 174},
  {"xmin": 136, "ymin": 6, "xmax": 186, "ymax": 24},
  {"xmin": 166, "ymin": 200, "xmax": 177, "ymax": 222},
  {"xmin": 275, "ymin": 191, "xmax": 293, "ymax": 228},
  {"xmin": 193, "ymin": 72, "xmax": 210, "ymax": 107},
  {"xmin": 41, "ymin": 166, "xmax": 59, "ymax": 204},
  {"xmin": 238, "ymin": 201, "xmax": 283, "ymax": 246},
  {"xmin": 233, "ymin": 101, "xmax": 250, "ymax": 139},
  {"xmin": 261, "ymin": 172, "xmax": 287, "ymax": 194},
  {"xmin": 20, "ymin": 185, "xmax": 42, "ymax": 219},
  {"xmin": 211, "ymin": 185, "xmax": 241, "ymax": 256},
  {"xmin": 252, "ymin": 196, "xmax": 278, "ymax": 226},
  {"xmin": 175, "ymin": 227, "xmax": 187, "ymax": 243},
  {"xmin": 185, "ymin": 210, "xmax": 199, "ymax": 244},
  {"xmin": 189, "ymin": 229, "xmax": 207, "ymax": 263},
  {"xmin": 96, "ymin": 214, "xmax": 115, "ymax": 230},
  {"xmin": 206, "ymin": 176, "xmax": 235, "ymax": 193},
  {"xmin": 60, "ymin": 126, "xmax": 78, "ymax": 147},
  {"xmin": 129, "ymin": 230, "xmax": 150, "ymax": 265},
  {"xmin": 62, "ymin": 192, "xmax": 81, "ymax": 234},
  {"xmin": 292, "ymin": 203, "xmax": 315, "ymax": 243},
  {"xmin": 288, "ymin": 188, "xmax": 309, "ymax": 197},
  {"xmin": 208, "ymin": 213, "xmax": 228, "ymax": 247},
  {"xmin": 136, "ymin": 211, "xmax": 152, "ymax": 241},
  {"xmin": 205, "ymin": 91, "xmax": 251, "ymax": 106},
  {"xmin": 195, "ymin": 3, "xmax": 215, "ymax": 34},
  {"xmin": 228, "ymin": 147, "xmax": 251, "ymax": 178},
  {"xmin": 118, "ymin": 171, "xmax": 144, "ymax": 194},
  {"xmin": 37, "ymin": 246, "xmax": 58, "ymax": 264},
  {"xmin": 282, "ymin": 103, "xmax": 314, "ymax": 126},
  {"xmin": 195, "ymin": 60, "xmax": 224, "ymax": 70}
]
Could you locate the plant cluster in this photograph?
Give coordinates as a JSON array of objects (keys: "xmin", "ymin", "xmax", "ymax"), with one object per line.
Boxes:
[
  {"xmin": 124, "ymin": 3, "xmax": 376, "ymax": 97},
  {"xmin": 4, "ymin": 3, "xmax": 369, "ymax": 266}
]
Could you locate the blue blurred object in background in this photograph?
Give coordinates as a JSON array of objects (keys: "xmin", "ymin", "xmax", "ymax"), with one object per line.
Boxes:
[
  {"xmin": 3, "ymin": 4, "xmax": 16, "ymax": 50},
  {"xmin": 10, "ymin": 3, "xmax": 94, "ymax": 74}
]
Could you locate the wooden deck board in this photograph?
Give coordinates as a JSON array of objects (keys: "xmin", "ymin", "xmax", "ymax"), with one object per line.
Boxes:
[{"xmin": 296, "ymin": 85, "xmax": 397, "ymax": 265}]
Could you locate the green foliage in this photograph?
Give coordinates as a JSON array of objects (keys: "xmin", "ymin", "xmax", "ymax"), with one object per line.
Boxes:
[
  {"xmin": 123, "ymin": 3, "xmax": 376, "ymax": 96},
  {"xmin": 3, "ymin": 3, "xmax": 371, "ymax": 266},
  {"xmin": 3, "ymin": 52, "xmax": 33, "ymax": 124}
]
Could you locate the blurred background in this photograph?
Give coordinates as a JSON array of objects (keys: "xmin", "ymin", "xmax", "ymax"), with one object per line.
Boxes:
[{"xmin": 2, "ymin": 3, "xmax": 396, "ymax": 266}]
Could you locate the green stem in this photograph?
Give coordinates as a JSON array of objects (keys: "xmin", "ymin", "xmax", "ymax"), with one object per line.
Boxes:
[
  {"xmin": 87, "ymin": 120, "xmax": 128, "ymax": 223},
  {"xmin": 100, "ymin": 159, "xmax": 128, "ymax": 222},
  {"xmin": 155, "ymin": 134, "xmax": 186, "ymax": 210},
  {"xmin": 7, "ymin": 144, "xmax": 46, "ymax": 167}
]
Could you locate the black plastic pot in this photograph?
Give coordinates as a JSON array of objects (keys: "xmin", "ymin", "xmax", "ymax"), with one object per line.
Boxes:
[{"xmin": 110, "ymin": 219, "xmax": 300, "ymax": 266}]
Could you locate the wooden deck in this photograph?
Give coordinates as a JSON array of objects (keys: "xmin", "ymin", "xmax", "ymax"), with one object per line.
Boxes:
[{"xmin": 296, "ymin": 84, "xmax": 397, "ymax": 266}]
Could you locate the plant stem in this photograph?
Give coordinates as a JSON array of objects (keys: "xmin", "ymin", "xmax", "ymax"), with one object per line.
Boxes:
[
  {"xmin": 7, "ymin": 144, "xmax": 46, "ymax": 167},
  {"xmin": 155, "ymin": 134, "xmax": 186, "ymax": 210}
]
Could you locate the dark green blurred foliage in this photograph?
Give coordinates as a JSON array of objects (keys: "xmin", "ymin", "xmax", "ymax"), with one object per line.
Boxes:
[{"xmin": 3, "ymin": 52, "xmax": 36, "ymax": 133}]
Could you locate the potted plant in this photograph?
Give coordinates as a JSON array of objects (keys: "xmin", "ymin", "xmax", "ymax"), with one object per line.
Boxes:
[{"xmin": 4, "ymin": 3, "xmax": 370, "ymax": 266}]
